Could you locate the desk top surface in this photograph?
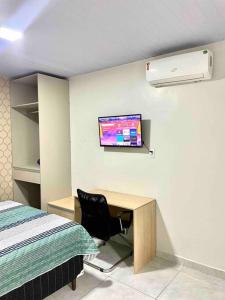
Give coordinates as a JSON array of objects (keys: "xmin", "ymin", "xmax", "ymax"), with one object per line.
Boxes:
[
  {"xmin": 48, "ymin": 196, "xmax": 74, "ymax": 212},
  {"xmin": 90, "ymin": 189, "xmax": 154, "ymax": 210},
  {"xmin": 48, "ymin": 189, "xmax": 154, "ymax": 211}
]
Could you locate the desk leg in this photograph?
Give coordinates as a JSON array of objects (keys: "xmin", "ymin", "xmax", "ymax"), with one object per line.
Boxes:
[{"xmin": 133, "ymin": 201, "xmax": 156, "ymax": 273}]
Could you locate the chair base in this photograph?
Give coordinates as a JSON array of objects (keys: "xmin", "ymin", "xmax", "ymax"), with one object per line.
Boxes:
[{"xmin": 84, "ymin": 250, "xmax": 133, "ymax": 273}]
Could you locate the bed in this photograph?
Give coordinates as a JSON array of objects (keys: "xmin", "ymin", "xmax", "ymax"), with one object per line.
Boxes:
[{"xmin": 0, "ymin": 201, "xmax": 98, "ymax": 300}]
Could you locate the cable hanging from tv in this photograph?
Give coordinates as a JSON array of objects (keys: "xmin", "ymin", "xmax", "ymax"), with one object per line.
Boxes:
[{"xmin": 143, "ymin": 142, "xmax": 154, "ymax": 155}]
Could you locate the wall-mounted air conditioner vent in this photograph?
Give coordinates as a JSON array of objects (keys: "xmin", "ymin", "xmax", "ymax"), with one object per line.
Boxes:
[{"xmin": 146, "ymin": 50, "xmax": 213, "ymax": 87}]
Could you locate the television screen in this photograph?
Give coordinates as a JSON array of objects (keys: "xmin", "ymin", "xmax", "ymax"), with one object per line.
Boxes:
[{"xmin": 98, "ymin": 114, "xmax": 142, "ymax": 147}]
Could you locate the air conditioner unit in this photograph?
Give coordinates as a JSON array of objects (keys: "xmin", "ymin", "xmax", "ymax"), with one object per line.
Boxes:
[{"xmin": 146, "ymin": 49, "xmax": 213, "ymax": 87}]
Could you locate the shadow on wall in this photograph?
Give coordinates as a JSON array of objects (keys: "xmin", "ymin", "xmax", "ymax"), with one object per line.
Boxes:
[
  {"xmin": 212, "ymin": 54, "xmax": 225, "ymax": 81},
  {"xmin": 156, "ymin": 205, "xmax": 179, "ymax": 263},
  {"xmin": 104, "ymin": 119, "xmax": 151, "ymax": 154}
]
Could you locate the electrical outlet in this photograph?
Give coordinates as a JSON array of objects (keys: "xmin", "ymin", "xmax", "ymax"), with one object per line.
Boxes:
[{"xmin": 149, "ymin": 148, "xmax": 155, "ymax": 158}]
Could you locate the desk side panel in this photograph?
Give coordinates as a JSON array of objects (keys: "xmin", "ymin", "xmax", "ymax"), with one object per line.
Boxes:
[{"xmin": 133, "ymin": 201, "xmax": 156, "ymax": 273}]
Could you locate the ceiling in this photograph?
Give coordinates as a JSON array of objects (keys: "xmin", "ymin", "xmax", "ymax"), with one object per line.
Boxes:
[{"xmin": 0, "ymin": 0, "xmax": 225, "ymax": 78}]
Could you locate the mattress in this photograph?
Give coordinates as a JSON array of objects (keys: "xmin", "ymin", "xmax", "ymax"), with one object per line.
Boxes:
[{"xmin": 0, "ymin": 201, "xmax": 98, "ymax": 297}]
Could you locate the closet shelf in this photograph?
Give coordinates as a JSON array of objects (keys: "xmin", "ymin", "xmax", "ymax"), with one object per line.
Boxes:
[
  {"xmin": 13, "ymin": 165, "xmax": 40, "ymax": 184},
  {"xmin": 13, "ymin": 165, "xmax": 40, "ymax": 173},
  {"xmin": 12, "ymin": 102, "xmax": 38, "ymax": 114}
]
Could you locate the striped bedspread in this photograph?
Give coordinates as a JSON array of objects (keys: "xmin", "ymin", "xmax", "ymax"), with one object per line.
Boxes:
[{"xmin": 0, "ymin": 201, "xmax": 98, "ymax": 297}]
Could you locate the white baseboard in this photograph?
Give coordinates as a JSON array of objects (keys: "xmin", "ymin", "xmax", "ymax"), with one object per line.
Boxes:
[{"xmin": 156, "ymin": 250, "xmax": 225, "ymax": 280}]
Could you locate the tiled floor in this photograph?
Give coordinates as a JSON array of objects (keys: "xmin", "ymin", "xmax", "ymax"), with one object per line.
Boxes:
[{"xmin": 47, "ymin": 256, "xmax": 225, "ymax": 300}]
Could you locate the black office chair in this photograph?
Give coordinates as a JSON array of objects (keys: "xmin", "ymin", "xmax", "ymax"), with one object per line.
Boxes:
[{"xmin": 77, "ymin": 189, "xmax": 133, "ymax": 272}]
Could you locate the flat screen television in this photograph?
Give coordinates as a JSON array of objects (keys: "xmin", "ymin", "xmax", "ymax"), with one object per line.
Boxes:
[{"xmin": 98, "ymin": 114, "xmax": 143, "ymax": 147}]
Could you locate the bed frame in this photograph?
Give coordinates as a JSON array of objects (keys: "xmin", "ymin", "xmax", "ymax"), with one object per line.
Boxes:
[{"xmin": 0, "ymin": 255, "xmax": 83, "ymax": 300}]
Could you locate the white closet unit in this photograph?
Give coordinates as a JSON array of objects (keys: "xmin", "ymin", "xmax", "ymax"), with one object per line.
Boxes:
[{"xmin": 11, "ymin": 73, "xmax": 71, "ymax": 210}]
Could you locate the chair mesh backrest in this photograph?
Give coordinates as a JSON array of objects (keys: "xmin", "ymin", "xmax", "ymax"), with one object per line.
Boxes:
[{"xmin": 77, "ymin": 189, "xmax": 111, "ymax": 241}]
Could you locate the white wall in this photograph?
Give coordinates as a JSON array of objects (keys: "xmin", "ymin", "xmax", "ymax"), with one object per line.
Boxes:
[{"xmin": 70, "ymin": 40, "xmax": 225, "ymax": 272}]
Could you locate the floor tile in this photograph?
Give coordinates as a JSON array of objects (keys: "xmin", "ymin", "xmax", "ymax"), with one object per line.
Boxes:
[
  {"xmin": 89, "ymin": 239, "xmax": 131, "ymax": 271},
  {"xmin": 45, "ymin": 296, "xmax": 55, "ymax": 300},
  {"xmin": 51, "ymin": 265, "xmax": 107, "ymax": 300},
  {"xmin": 110, "ymin": 256, "xmax": 180, "ymax": 298},
  {"xmin": 44, "ymin": 257, "xmax": 225, "ymax": 300},
  {"xmin": 81, "ymin": 278, "xmax": 154, "ymax": 300},
  {"xmin": 182, "ymin": 266, "xmax": 225, "ymax": 289},
  {"xmin": 158, "ymin": 271, "xmax": 225, "ymax": 300}
]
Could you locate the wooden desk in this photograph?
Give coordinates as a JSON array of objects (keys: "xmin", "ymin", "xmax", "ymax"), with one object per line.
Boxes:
[
  {"xmin": 48, "ymin": 196, "xmax": 75, "ymax": 221},
  {"xmin": 91, "ymin": 189, "xmax": 156, "ymax": 273},
  {"xmin": 48, "ymin": 189, "xmax": 156, "ymax": 273}
]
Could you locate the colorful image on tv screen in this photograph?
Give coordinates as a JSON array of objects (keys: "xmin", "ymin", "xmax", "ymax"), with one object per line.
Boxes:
[{"xmin": 99, "ymin": 115, "xmax": 142, "ymax": 147}]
